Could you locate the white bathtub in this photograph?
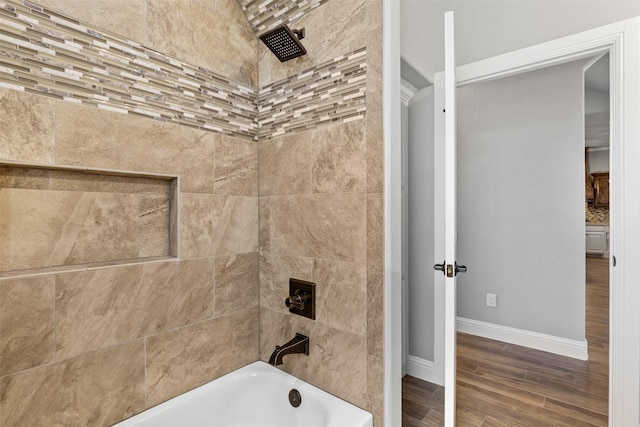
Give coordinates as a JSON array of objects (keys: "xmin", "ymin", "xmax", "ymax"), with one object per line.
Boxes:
[{"xmin": 113, "ymin": 361, "xmax": 373, "ymax": 427}]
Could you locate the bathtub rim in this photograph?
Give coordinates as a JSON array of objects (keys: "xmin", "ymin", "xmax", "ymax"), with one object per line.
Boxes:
[{"xmin": 112, "ymin": 360, "xmax": 373, "ymax": 427}]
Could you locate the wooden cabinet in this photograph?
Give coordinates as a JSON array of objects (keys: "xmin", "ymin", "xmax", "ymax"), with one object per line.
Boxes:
[
  {"xmin": 591, "ymin": 172, "xmax": 609, "ymax": 207},
  {"xmin": 585, "ymin": 149, "xmax": 595, "ymax": 204}
]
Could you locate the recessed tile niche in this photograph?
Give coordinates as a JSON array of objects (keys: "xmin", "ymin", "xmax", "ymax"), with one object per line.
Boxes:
[{"xmin": 0, "ymin": 164, "xmax": 177, "ymax": 276}]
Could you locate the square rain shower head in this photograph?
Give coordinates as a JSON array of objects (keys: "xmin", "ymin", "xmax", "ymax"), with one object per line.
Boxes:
[{"xmin": 259, "ymin": 24, "xmax": 307, "ymax": 62}]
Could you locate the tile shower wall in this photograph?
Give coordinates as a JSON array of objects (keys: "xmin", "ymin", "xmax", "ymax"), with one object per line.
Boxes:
[
  {"xmin": 0, "ymin": 1, "xmax": 259, "ymax": 426},
  {"xmin": 256, "ymin": 1, "xmax": 384, "ymax": 426},
  {"xmin": 32, "ymin": 0, "xmax": 258, "ymax": 87},
  {"xmin": 0, "ymin": 1, "xmax": 257, "ymax": 139},
  {"xmin": 0, "ymin": 0, "xmax": 385, "ymax": 426}
]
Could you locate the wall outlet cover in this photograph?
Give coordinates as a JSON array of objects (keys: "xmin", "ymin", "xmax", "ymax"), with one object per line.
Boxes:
[{"xmin": 486, "ymin": 293, "xmax": 497, "ymax": 308}]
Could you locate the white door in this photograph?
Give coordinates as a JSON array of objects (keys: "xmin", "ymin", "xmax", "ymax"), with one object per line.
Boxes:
[
  {"xmin": 429, "ymin": 15, "xmax": 640, "ymax": 427},
  {"xmin": 433, "ymin": 11, "xmax": 465, "ymax": 427}
]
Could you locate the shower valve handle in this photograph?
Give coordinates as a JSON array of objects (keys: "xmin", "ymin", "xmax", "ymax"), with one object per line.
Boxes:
[{"xmin": 285, "ymin": 290, "xmax": 310, "ymax": 310}]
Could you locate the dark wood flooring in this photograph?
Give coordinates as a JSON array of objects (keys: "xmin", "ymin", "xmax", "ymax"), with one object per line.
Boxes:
[{"xmin": 403, "ymin": 257, "xmax": 609, "ymax": 426}]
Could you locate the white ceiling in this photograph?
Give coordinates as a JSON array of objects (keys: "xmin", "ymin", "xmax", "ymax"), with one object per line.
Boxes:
[{"xmin": 399, "ymin": 0, "xmax": 640, "ymax": 83}]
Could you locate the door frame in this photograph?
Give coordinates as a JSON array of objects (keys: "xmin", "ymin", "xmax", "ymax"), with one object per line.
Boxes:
[{"xmin": 427, "ymin": 17, "xmax": 640, "ymax": 426}]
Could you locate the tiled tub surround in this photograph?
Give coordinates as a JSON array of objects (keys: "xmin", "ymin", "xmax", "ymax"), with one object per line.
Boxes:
[
  {"xmin": 257, "ymin": 0, "xmax": 384, "ymax": 424},
  {"xmin": 0, "ymin": 0, "xmax": 368, "ymax": 142},
  {"xmin": 0, "ymin": 165, "xmax": 175, "ymax": 274},
  {"xmin": 0, "ymin": 0, "xmax": 384, "ymax": 426},
  {"xmin": 0, "ymin": 74, "xmax": 259, "ymax": 427}
]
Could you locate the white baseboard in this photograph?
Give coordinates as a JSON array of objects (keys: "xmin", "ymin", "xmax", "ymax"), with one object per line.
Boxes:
[
  {"xmin": 406, "ymin": 355, "xmax": 440, "ymax": 384},
  {"xmin": 457, "ymin": 317, "xmax": 589, "ymax": 360}
]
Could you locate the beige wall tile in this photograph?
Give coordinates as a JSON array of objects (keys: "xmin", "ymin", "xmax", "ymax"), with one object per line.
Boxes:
[
  {"xmin": 367, "ymin": 354, "xmax": 384, "ymax": 399},
  {"xmin": 180, "ymin": 194, "xmax": 259, "ymax": 259},
  {"xmin": 313, "ymin": 258, "xmax": 367, "ymax": 336},
  {"xmin": 146, "ymin": 0, "xmax": 258, "ymax": 87},
  {"xmin": 258, "ymin": 132, "xmax": 314, "ymax": 196},
  {"xmin": 312, "ymin": 121, "xmax": 366, "ymax": 193},
  {"xmin": 260, "ymin": 307, "xmax": 368, "ymax": 408},
  {"xmin": 55, "ymin": 103, "xmax": 215, "ymax": 194},
  {"xmin": 139, "ymin": 194, "xmax": 171, "ymax": 257},
  {"xmin": 47, "ymin": 170, "xmax": 171, "ymax": 195},
  {"xmin": 259, "ymin": 252, "xmax": 313, "ymax": 315},
  {"xmin": 0, "ymin": 189, "xmax": 139, "ymax": 272},
  {"xmin": 366, "ymin": 355, "xmax": 384, "ymax": 426},
  {"xmin": 34, "ymin": 0, "xmax": 146, "ymax": 43},
  {"xmin": 367, "ymin": 193, "xmax": 384, "ymax": 276},
  {"xmin": 146, "ymin": 308, "xmax": 259, "ymax": 407},
  {"xmin": 367, "ymin": 274, "xmax": 384, "ymax": 358},
  {"xmin": 0, "ymin": 341, "xmax": 145, "ymax": 427},
  {"xmin": 214, "ymin": 135, "xmax": 258, "ymax": 196},
  {"xmin": 0, "ymin": 276, "xmax": 55, "ymax": 376},
  {"xmin": 368, "ymin": 393, "xmax": 385, "ymax": 427},
  {"xmin": 179, "ymin": 194, "xmax": 225, "ymax": 258},
  {"xmin": 366, "ymin": 109, "xmax": 384, "ymax": 193},
  {"xmin": 214, "ymin": 253, "xmax": 259, "ymax": 316},
  {"xmin": 213, "ymin": 0, "xmax": 259, "ymax": 86},
  {"xmin": 258, "ymin": 44, "xmax": 272, "ymax": 88},
  {"xmin": 0, "ymin": 167, "xmax": 49, "ymax": 190},
  {"xmin": 55, "ymin": 259, "xmax": 214, "ymax": 360},
  {"xmin": 0, "ymin": 88, "xmax": 55, "ymax": 164},
  {"xmin": 259, "ymin": 193, "xmax": 366, "ymax": 264}
]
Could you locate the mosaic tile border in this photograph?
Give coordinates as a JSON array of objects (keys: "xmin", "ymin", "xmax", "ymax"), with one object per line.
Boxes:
[
  {"xmin": 0, "ymin": 0, "xmax": 257, "ymax": 139},
  {"xmin": 258, "ymin": 47, "xmax": 367, "ymax": 139},
  {"xmin": 237, "ymin": 0, "xmax": 330, "ymax": 35},
  {"xmin": 0, "ymin": 0, "xmax": 366, "ymax": 142}
]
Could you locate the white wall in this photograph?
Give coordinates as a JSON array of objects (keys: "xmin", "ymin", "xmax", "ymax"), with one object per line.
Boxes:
[
  {"xmin": 585, "ymin": 88, "xmax": 610, "ymax": 115},
  {"xmin": 400, "ymin": 0, "xmax": 640, "ymax": 81},
  {"xmin": 588, "ymin": 149, "xmax": 610, "ymax": 174},
  {"xmin": 456, "ymin": 60, "xmax": 586, "ymax": 341},
  {"xmin": 407, "ymin": 87, "xmax": 435, "ymax": 362}
]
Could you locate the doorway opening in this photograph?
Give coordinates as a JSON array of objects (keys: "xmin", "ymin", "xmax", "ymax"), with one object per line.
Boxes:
[
  {"xmin": 387, "ymin": 11, "xmax": 640, "ymax": 426},
  {"xmin": 402, "ymin": 53, "xmax": 613, "ymax": 425}
]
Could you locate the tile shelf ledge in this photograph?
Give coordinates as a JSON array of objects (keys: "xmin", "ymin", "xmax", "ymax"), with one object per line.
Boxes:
[
  {"xmin": 0, "ymin": 162, "xmax": 179, "ymax": 275},
  {"xmin": 0, "ymin": 160, "xmax": 179, "ymax": 180},
  {"xmin": 0, "ymin": 256, "xmax": 177, "ymax": 280}
]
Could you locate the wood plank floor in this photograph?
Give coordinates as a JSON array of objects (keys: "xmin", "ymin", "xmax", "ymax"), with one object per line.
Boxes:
[{"xmin": 403, "ymin": 257, "xmax": 609, "ymax": 426}]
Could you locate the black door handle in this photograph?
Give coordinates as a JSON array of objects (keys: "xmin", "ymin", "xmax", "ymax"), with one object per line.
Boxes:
[
  {"xmin": 434, "ymin": 261, "xmax": 467, "ymax": 277},
  {"xmin": 455, "ymin": 262, "xmax": 467, "ymax": 274},
  {"xmin": 433, "ymin": 262, "xmax": 445, "ymax": 273}
]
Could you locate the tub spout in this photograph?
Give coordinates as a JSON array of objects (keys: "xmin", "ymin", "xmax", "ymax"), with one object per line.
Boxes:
[{"xmin": 268, "ymin": 333, "xmax": 309, "ymax": 366}]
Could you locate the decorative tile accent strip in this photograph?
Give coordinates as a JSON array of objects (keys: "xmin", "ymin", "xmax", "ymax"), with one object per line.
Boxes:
[
  {"xmin": 0, "ymin": 0, "xmax": 366, "ymax": 142},
  {"xmin": 258, "ymin": 47, "xmax": 366, "ymax": 139},
  {"xmin": 237, "ymin": 0, "xmax": 330, "ymax": 34},
  {"xmin": 0, "ymin": 0, "xmax": 257, "ymax": 139}
]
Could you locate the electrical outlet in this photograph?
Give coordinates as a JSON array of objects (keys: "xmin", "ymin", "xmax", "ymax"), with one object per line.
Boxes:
[{"xmin": 486, "ymin": 293, "xmax": 497, "ymax": 308}]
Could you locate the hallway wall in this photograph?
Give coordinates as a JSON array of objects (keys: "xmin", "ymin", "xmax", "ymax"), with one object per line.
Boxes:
[
  {"xmin": 456, "ymin": 60, "xmax": 587, "ymax": 342},
  {"xmin": 407, "ymin": 87, "xmax": 435, "ymax": 363}
]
